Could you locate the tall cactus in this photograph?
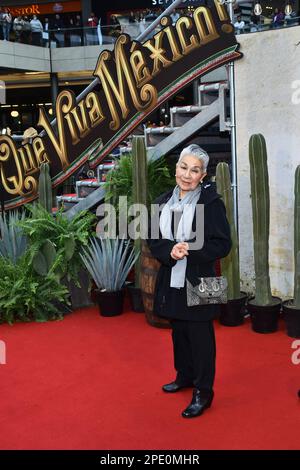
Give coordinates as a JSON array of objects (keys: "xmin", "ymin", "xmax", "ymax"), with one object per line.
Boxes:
[
  {"xmin": 294, "ymin": 166, "xmax": 300, "ymax": 308},
  {"xmin": 216, "ymin": 162, "xmax": 240, "ymax": 300},
  {"xmin": 249, "ymin": 134, "xmax": 272, "ymax": 305},
  {"xmin": 38, "ymin": 162, "xmax": 52, "ymax": 213},
  {"xmin": 132, "ymin": 136, "xmax": 148, "ymax": 288}
]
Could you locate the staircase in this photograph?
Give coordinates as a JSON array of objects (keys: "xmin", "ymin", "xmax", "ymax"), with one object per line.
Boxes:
[
  {"xmin": 238, "ymin": 2, "xmax": 253, "ymax": 28},
  {"xmin": 61, "ymin": 72, "xmax": 232, "ymax": 219},
  {"xmin": 146, "ymin": 82, "xmax": 229, "ymax": 163},
  {"xmin": 56, "ymin": 159, "xmax": 116, "ymax": 212}
]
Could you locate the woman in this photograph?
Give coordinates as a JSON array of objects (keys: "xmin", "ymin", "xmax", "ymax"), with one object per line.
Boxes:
[
  {"xmin": 2, "ymin": 8, "xmax": 12, "ymax": 41},
  {"xmin": 30, "ymin": 15, "xmax": 43, "ymax": 46},
  {"xmin": 147, "ymin": 144, "xmax": 231, "ymax": 418}
]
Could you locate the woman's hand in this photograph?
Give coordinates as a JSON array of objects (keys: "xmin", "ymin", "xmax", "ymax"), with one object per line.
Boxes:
[{"xmin": 171, "ymin": 242, "xmax": 189, "ymax": 260}]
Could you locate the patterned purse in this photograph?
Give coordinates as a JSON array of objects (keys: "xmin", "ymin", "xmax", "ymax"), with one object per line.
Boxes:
[{"xmin": 186, "ymin": 276, "xmax": 228, "ymax": 306}]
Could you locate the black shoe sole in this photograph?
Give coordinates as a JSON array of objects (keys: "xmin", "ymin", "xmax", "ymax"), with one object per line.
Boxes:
[{"xmin": 162, "ymin": 385, "xmax": 193, "ymax": 393}]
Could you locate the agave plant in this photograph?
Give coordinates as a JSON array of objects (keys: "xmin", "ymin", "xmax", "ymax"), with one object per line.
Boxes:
[
  {"xmin": 80, "ymin": 236, "xmax": 138, "ymax": 292},
  {"xmin": 0, "ymin": 211, "xmax": 27, "ymax": 264}
]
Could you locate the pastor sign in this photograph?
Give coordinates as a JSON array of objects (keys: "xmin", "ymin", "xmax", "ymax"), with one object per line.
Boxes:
[{"xmin": 0, "ymin": 0, "xmax": 242, "ymax": 210}]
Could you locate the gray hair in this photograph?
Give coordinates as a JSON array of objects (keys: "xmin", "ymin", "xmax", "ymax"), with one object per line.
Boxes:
[{"xmin": 177, "ymin": 144, "xmax": 209, "ymax": 171}]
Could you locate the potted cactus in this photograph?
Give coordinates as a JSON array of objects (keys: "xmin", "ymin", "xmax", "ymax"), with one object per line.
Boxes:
[
  {"xmin": 247, "ymin": 134, "xmax": 281, "ymax": 333},
  {"xmin": 127, "ymin": 136, "xmax": 147, "ymax": 312},
  {"xmin": 38, "ymin": 162, "xmax": 53, "ymax": 213},
  {"xmin": 283, "ymin": 165, "xmax": 300, "ymax": 337},
  {"xmin": 216, "ymin": 162, "xmax": 247, "ymax": 326},
  {"xmin": 36, "ymin": 162, "xmax": 95, "ymax": 310}
]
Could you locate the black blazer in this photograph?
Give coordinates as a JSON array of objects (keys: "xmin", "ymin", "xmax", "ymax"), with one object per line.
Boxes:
[{"xmin": 147, "ymin": 183, "xmax": 231, "ymax": 322}]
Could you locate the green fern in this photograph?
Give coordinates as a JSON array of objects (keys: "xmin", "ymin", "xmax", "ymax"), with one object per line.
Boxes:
[
  {"xmin": 104, "ymin": 154, "xmax": 175, "ymax": 216},
  {"xmin": 0, "ymin": 253, "xmax": 69, "ymax": 324},
  {"xmin": 18, "ymin": 203, "xmax": 96, "ymax": 283}
]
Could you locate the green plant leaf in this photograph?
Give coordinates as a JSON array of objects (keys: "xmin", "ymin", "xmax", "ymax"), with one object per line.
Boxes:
[
  {"xmin": 64, "ymin": 235, "xmax": 75, "ymax": 261},
  {"xmin": 32, "ymin": 251, "xmax": 48, "ymax": 276}
]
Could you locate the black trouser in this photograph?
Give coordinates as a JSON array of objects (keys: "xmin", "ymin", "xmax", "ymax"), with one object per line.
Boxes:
[
  {"xmin": 170, "ymin": 319, "xmax": 216, "ymax": 391},
  {"xmin": 31, "ymin": 32, "xmax": 41, "ymax": 46}
]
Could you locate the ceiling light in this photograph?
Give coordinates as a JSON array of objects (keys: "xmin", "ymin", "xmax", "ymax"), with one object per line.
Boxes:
[
  {"xmin": 254, "ymin": 2, "xmax": 262, "ymax": 15},
  {"xmin": 11, "ymin": 110, "xmax": 19, "ymax": 117},
  {"xmin": 285, "ymin": 3, "xmax": 292, "ymax": 15}
]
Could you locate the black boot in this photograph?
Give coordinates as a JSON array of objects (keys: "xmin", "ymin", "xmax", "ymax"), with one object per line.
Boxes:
[
  {"xmin": 181, "ymin": 388, "xmax": 214, "ymax": 418},
  {"xmin": 162, "ymin": 381, "xmax": 193, "ymax": 393}
]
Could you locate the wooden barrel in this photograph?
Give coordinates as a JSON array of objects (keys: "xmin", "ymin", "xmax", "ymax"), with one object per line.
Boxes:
[{"xmin": 140, "ymin": 241, "xmax": 170, "ymax": 328}]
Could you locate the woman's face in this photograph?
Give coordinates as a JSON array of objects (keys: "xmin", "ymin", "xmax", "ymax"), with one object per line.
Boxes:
[{"xmin": 176, "ymin": 154, "xmax": 206, "ymax": 194}]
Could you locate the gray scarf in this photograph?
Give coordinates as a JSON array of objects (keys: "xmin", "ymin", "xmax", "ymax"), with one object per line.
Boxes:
[{"xmin": 159, "ymin": 184, "xmax": 202, "ymax": 289}]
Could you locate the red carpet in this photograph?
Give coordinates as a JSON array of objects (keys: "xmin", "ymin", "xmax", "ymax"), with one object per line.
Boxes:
[{"xmin": 0, "ymin": 301, "xmax": 299, "ymax": 450}]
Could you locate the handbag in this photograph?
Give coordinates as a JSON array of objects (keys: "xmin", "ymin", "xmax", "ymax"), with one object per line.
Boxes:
[{"xmin": 186, "ymin": 276, "xmax": 228, "ymax": 306}]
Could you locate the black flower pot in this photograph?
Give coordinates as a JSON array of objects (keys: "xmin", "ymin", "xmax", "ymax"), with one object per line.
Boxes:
[
  {"xmin": 127, "ymin": 285, "xmax": 145, "ymax": 313},
  {"xmin": 95, "ymin": 289, "xmax": 125, "ymax": 317},
  {"xmin": 219, "ymin": 292, "xmax": 247, "ymax": 326},
  {"xmin": 282, "ymin": 300, "xmax": 300, "ymax": 338},
  {"xmin": 248, "ymin": 296, "xmax": 281, "ymax": 333},
  {"xmin": 65, "ymin": 268, "xmax": 94, "ymax": 310}
]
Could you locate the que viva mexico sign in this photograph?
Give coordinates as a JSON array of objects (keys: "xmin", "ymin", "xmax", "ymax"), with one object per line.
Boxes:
[{"xmin": 0, "ymin": 1, "xmax": 242, "ymax": 210}]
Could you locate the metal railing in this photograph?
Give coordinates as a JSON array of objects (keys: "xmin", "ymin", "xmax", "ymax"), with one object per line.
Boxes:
[
  {"xmin": 39, "ymin": 0, "xmax": 184, "ymax": 137},
  {"xmin": 235, "ymin": 16, "xmax": 300, "ymax": 35},
  {"xmin": 0, "ymin": 21, "xmax": 162, "ymax": 48},
  {"xmin": 1, "ymin": 15, "xmax": 299, "ymax": 48},
  {"xmin": 46, "ymin": 24, "xmax": 142, "ymax": 48}
]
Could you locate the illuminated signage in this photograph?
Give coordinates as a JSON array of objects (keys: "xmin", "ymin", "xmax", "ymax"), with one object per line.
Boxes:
[
  {"xmin": 5, "ymin": 1, "xmax": 81, "ymax": 17},
  {"xmin": 0, "ymin": 1, "xmax": 242, "ymax": 209}
]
